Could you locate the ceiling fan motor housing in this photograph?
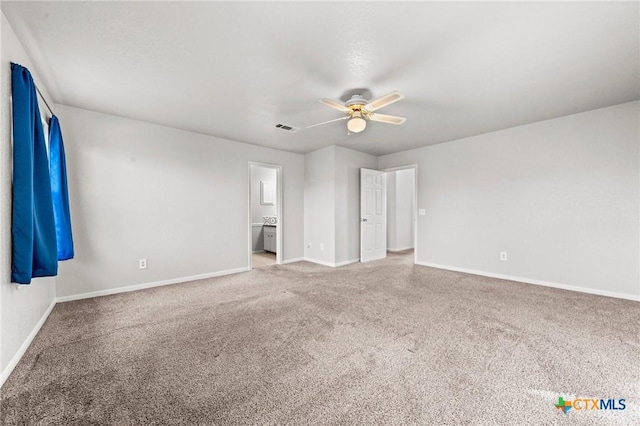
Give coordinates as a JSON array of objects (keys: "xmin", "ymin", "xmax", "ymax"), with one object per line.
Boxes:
[{"xmin": 345, "ymin": 94, "xmax": 369, "ymax": 108}]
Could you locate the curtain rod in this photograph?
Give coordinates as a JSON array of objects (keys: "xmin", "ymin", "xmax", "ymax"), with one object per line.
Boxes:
[{"xmin": 35, "ymin": 84, "xmax": 54, "ymax": 116}]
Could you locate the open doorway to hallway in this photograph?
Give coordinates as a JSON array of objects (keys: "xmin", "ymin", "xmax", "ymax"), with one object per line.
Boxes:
[
  {"xmin": 385, "ymin": 166, "xmax": 416, "ymax": 261},
  {"xmin": 248, "ymin": 163, "xmax": 282, "ymax": 269}
]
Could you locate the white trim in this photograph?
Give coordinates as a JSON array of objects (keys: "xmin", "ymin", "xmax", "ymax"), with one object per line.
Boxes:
[
  {"xmin": 276, "ymin": 167, "xmax": 282, "ymax": 266},
  {"xmin": 304, "ymin": 258, "xmax": 335, "ymax": 267},
  {"xmin": 248, "ymin": 165, "xmax": 252, "ymax": 270},
  {"xmin": 251, "ymin": 222, "xmax": 264, "ymax": 227},
  {"xmin": 383, "ymin": 164, "xmax": 419, "ymax": 173},
  {"xmin": 388, "ymin": 246, "xmax": 414, "ymax": 252},
  {"xmin": 0, "ymin": 299, "xmax": 56, "ymax": 388},
  {"xmin": 55, "ymin": 267, "xmax": 250, "ymax": 303},
  {"xmin": 302, "ymin": 257, "xmax": 360, "ymax": 268},
  {"xmin": 335, "ymin": 258, "xmax": 360, "ymax": 267},
  {"xmin": 282, "ymin": 257, "xmax": 305, "ymax": 264},
  {"xmin": 416, "ymin": 261, "xmax": 640, "ymax": 302}
]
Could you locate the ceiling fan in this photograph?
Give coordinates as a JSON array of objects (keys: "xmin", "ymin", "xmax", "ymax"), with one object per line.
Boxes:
[{"xmin": 307, "ymin": 91, "xmax": 407, "ymax": 134}]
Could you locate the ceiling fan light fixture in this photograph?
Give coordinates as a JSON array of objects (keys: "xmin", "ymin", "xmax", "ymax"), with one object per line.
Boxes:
[
  {"xmin": 311, "ymin": 90, "xmax": 405, "ymax": 133},
  {"xmin": 347, "ymin": 111, "xmax": 367, "ymax": 133}
]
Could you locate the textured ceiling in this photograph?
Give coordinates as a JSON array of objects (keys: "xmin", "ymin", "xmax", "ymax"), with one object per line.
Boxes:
[{"xmin": 2, "ymin": 1, "xmax": 639, "ymax": 156}]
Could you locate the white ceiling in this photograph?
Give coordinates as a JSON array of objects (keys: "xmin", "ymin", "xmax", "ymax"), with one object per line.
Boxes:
[{"xmin": 3, "ymin": 1, "xmax": 638, "ymax": 156}]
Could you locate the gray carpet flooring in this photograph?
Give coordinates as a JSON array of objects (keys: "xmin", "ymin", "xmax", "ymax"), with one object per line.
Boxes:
[{"xmin": 1, "ymin": 251, "xmax": 639, "ymax": 425}]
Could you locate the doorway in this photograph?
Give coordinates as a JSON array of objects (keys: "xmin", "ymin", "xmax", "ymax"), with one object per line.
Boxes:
[
  {"xmin": 248, "ymin": 162, "xmax": 282, "ymax": 269},
  {"xmin": 359, "ymin": 165, "xmax": 417, "ymax": 264},
  {"xmin": 385, "ymin": 165, "xmax": 418, "ymax": 264}
]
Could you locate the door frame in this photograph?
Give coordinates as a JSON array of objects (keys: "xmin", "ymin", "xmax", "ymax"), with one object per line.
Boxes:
[
  {"xmin": 248, "ymin": 162, "xmax": 283, "ymax": 269},
  {"xmin": 383, "ymin": 164, "xmax": 418, "ymax": 265}
]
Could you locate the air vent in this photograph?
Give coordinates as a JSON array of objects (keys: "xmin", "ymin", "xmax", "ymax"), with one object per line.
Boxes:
[{"xmin": 275, "ymin": 123, "xmax": 299, "ymax": 133}]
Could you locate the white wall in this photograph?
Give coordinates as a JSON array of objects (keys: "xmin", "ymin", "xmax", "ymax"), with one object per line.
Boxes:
[
  {"xmin": 0, "ymin": 12, "xmax": 57, "ymax": 384},
  {"xmin": 250, "ymin": 166, "xmax": 276, "ymax": 252},
  {"xmin": 380, "ymin": 101, "xmax": 640, "ymax": 299},
  {"xmin": 304, "ymin": 146, "xmax": 335, "ymax": 265},
  {"xmin": 387, "ymin": 168, "xmax": 414, "ymax": 251},
  {"xmin": 395, "ymin": 169, "xmax": 414, "ymax": 250},
  {"xmin": 386, "ymin": 172, "xmax": 397, "ymax": 250},
  {"xmin": 54, "ymin": 105, "xmax": 304, "ymax": 298},
  {"xmin": 304, "ymin": 145, "xmax": 377, "ymax": 266},
  {"xmin": 334, "ymin": 145, "xmax": 378, "ymax": 264}
]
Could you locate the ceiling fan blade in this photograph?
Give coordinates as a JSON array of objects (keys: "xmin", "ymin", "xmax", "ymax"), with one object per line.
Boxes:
[
  {"xmin": 364, "ymin": 91, "xmax": 405, "ymax": 112},
  {"xmin": 368, "ymin": 113, "xmax": 407, "ymax": 125},
  {"xmin": 319, "ymin": 98, "xmax": 351, "ymax": 113},
  {"xmin": 306, "ymin": 115, "xmax": 350, "ymax": 129}
]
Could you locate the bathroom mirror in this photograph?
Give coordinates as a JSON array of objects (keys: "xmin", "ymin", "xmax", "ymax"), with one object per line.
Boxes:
[{"xmin": 260, "ymin": 181, "xmax": 275, "ymax": 205}]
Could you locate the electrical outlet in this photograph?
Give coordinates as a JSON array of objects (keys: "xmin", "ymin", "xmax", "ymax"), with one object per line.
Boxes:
[
  {"xmin": 320, "ymin": 243, "xmax": 324, "ymax": 251},
  {"xmin": 418, "ymin": 209, "xmax": 426, "ymax": 216},
  {"xmin": 139, "ymin": 258, "xmax": 148, "ymax": 269},
  {"xmin": 500, "ymin": 252, "xmax": 508, "ymax": 261}
]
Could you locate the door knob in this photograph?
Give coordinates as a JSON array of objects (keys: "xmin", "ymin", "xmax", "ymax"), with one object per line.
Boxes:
[{"xmin": 361, "ymin": 218, "xmax": 367, "ymax": 222}]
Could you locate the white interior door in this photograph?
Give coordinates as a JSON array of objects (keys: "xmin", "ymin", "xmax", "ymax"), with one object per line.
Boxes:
[{"xmin": 360, "ymin": 168, "xmax": 387, "ymax": 262}]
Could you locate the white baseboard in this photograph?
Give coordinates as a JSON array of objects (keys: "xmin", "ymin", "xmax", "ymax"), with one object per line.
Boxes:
[
  {"xmin": 335, "ymin": 258, "xmax": 360, "ymax": 267},
  {"xmin": 416, "ymin": 261, "xmax": 640, "ymax": 302},
  {"xmin": 56, "ymin": 267, "xmax": 251, "ymax": 303},
  {"xmin": 302, "ymin": 257, "xmax": 360, "ymax": 268},
  {"xmin": 282, "ymin": 257, "xmax": 305, "ymax": 264},
  {"xmin": 0, "ymin": 299, "xmax": 56, "ymax": 388},
  {"xmin": 388, "ymin": 247, "xmax": 414, "ymax": 252},
  {"xmin": 302, "ymin": 257, "xmax": 335, "ymax": 267},
  {"xmin": 252, "ymin": 250, "xmax": 266, "ymax": 254}
]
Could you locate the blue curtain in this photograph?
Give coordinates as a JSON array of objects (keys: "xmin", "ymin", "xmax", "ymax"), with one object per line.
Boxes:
[
  {"xmin": 48, "ymin": 115, "xmax": 74, "ymax": 260},
  {"xmin": 11, "ymin": 63, "xmax": 58, "ymax": 284}
]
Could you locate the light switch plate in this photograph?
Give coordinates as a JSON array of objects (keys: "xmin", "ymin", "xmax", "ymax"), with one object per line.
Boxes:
[{"xmin": 418, "ymin": 209, "xmax": 426, "ymax": 216}]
